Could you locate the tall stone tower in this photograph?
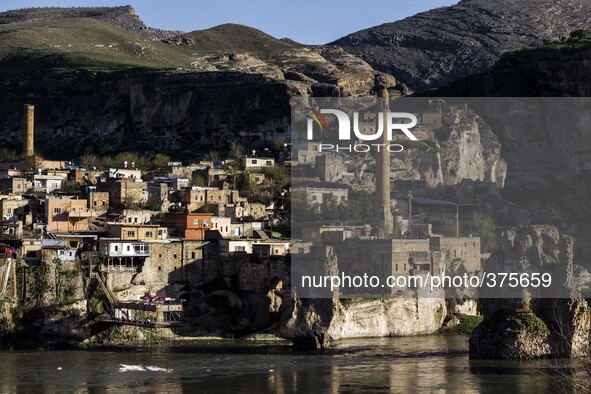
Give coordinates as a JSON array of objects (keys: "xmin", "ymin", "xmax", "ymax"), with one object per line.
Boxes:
[
  {"xmin": 373, "ymin": 76, "xmax": 394, "ymax": 238},
  {"xmin": 23, "ymin": 104, "xmax": 35, "ymax": 157}
]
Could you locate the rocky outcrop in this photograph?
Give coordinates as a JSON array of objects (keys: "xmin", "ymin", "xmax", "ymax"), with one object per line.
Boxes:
[
  {"xmin": 470, "ymin": 225, "xmax": 591, "ymax": 359},
  {"xmin": 392, "ymin": 104, "xmax": 506, "ymax": 189},
  {"xmin": 469, "ymin": 310, "xmax": 552, "ymax": 359},
  {"xmin": 280, "ymin": 296, "xmax": 446, "ymax": 345},
  {"xmin": 332, "ymin": 0, "xmax": 591, "ymax": 89}
]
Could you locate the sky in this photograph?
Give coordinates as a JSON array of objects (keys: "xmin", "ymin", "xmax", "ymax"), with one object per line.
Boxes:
[{"xmin": 0, "ymin": 0, "xmax": 458, "ymax": 44}]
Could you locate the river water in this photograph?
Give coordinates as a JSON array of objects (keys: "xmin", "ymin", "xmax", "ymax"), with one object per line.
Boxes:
[{"xmin": 0, "ymin": 335, "xmax": 566, "ymax": 393}]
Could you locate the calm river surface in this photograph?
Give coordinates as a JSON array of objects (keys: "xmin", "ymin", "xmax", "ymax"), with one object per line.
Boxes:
[{"xmin": 0, "ymin": 335, "xmax": 566, "ymax": 393}]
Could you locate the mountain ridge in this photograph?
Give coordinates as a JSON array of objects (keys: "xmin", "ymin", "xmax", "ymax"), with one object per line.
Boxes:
[{"xmin": 331, "ymin": 0, "xmax": 591, "ymax": 89}]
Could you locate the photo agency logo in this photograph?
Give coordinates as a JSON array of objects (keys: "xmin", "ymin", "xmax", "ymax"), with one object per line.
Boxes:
[{"xmin": 305, "ymin": 107, "xmax": 419, "ymax": 153}]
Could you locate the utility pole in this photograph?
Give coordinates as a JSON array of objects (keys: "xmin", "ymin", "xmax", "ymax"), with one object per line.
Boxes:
[
  {"xmin": 456, "ymin": 203, "xmax": 459, "ymax": 237},
  {"xmin": 407, "ymin": 191, "xmax": 413, "ymax": 237}
]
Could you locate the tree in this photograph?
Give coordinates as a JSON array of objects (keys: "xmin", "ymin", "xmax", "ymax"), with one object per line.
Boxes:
[
  {"xmin": 228, "ymin": 141, "xmax": 245, "ymax": 161},
  {"xmin": 80, "ymin": 153, "xmax": 100, "ymax": 169},
  {"xmin": 203, "ymin": 151, "xmax": 221, "ymax": 163},
  {"xmin": 0, "ymin": 148, "xmax": 20, "ymax": 162},
  {"xmin": 568, "ymin": 29, "xmax": 591, "ymax": 42},
  {"xmin": 151, "ymin": 153, "xmax": 171, "ymax": 169},
  {"xmin": 261, "ymin": 166, "xmax": 289, "ymax": 193},
  {"xmin": 105, "ymin": 152, "xmax": 149, "ymax": 170},
  {"xmin": 191, "ymin": 174, "xmax": 207, "ymax": 187}
]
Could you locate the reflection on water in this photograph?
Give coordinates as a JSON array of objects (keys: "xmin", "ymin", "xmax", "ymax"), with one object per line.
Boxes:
[{"xmin": 0, "ymin": 336, "xmax": 566, "ymax": 393}]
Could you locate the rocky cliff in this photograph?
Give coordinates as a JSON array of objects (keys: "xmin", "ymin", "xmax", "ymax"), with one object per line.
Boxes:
[
  {"xmin": 431, "ymin": 37, "xmax": 591, "ymax": 260},
  {"xmin": 280, "ymin": 296, "xmax": 446, "ymax": 344},
  {"xmin": 390, "ymin": 103, "xmax": 506, "ymax": 190},
  {"xmin": 470, "ymin": 225, "xmax": 590, "ymax": 359},
  {"xmin": 332, "ymin": 0, "xmax": 591, "ymax": 90}
]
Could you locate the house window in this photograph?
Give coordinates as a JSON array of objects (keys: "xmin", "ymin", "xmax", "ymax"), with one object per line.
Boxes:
[
  {"xmin": 53, "ymin": 208, "xmax": 62, "ymax": 214},
  {"xmin": 193, "ymin": 219, "xmax": 200, "ymax": 225},
  {"xmin": 127, "ymin": 231, "xmax": 135, "ymax": 237},
  {"xmin": 191, "ymin": 252, "xmax": 196, "ymax": 259},
  {"xmin": 266, "ymin": 161, "xmax": 272, "ymax": 166},
  {"xmin": 127, "ymin": 245, "xmax": 131, "ymax": 251},
  {"xmin": 158, "ymin": 266, "xmax": 162, "ymax": 271},
  {"xmin": 251, "ymin": 159, "xmax": 257, "ymax": 165},
  {"xmin": 114, "ymin": 246, "xmax": 119, "ymax": 252},
  {"xmin": 203, "ymin": 219, "xmax": 209, "ymax": 226},
  {"xmin": 235, "ymin": 246, "xmax": 245, "ymax": 252},
  {"xmin": 145, "ymin": 231, "xmax": 153, "ymax": 238}
]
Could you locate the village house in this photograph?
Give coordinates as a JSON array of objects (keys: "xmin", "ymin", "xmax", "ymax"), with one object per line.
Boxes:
[
  {"xmin": 178, "ymin": 186, "xmax": 240, "ymax": 212},
  {"xmin": 163, "ymin": 212, "xmax": 213, "ymax": 240},
  {"xmin": 0, "ymin": 177, "xmax": 30, "ymax": 194},
  {"xmin": 0, "ymin": 194, "xmax": 32, "ymax": 222},
  {"xmin": 315, "ymin": 154, "xmax": 345, "ymax": 182},
  {"xmin": 44, "ymin": 196, "xmax": 91, "ymax": 232},
  {"xmin": 217, "ymin": 238, "xmax": 289, "ymax": 256},
  {"xmin": 242, "ymin": 156, "xmax": 274, "ymax": 169},
  {"xmin": 107, "ymin": 168, "xmax": 142, "ymax": 180},
  {"xmin": 33, "ymin": 174, "xmax": 64, "ymax": 193},
  {"xmin": 105, "ymin": 222, "xmax": 168, "ymax": 241},
  {"xmin": 96, "ymin": 178, "xmax": 148, "ymax": 208},
  {"xmin": 87, "ymin": 191, "xmax": 109, "ymax": 213}
]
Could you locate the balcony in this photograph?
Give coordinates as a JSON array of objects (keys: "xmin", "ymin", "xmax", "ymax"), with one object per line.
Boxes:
[
  {"xmin": 67, "ymin": 209, "xmax": 97, "ymax": 218},
  {"xmin": 99, "ymin": 242, "xmax": 151, "ymax": 257}
]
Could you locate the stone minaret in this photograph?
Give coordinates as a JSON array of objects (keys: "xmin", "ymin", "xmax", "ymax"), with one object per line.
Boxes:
[
  {"xmin": 23, "ymin": 104, "xmax": 35, "ymax": 157},
  {"xmin": 373, "ymin": 76, "xmax": 394, "ymax": 238}
]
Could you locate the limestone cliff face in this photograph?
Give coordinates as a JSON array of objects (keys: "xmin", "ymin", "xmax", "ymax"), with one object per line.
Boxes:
[
  {"xmin": 280, "ymin": 296, "xmax": 446, "ymax": 341},
  {"xmin": 0, "ymin": 54, "xmax": 387, "ymax": 158},
  {"xmin": 0, "ymin": 260, "xmax": 91, "ymax": 348},
  {"xmin": 392, "ymin": 106, "xmax": 506, "ymax": 189},
  {"xmin": 0, "ymin": 71, "xmax": 298, "ymax": 158}
]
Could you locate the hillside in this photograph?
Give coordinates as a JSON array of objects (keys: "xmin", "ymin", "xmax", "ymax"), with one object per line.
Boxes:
[
  {"xmin": 164, "ymin": 23, "xmax": 301, "ymax": 54},
  {"xmin": 0, "ymin": 18, "xmax": 194, "ymax": 73},
  {"xmin": 332, "ymin": 0, "xmax": 591, "ymax": 89},
  {"xmin": 0, "ymin": 5, "xmax": 182, "ymax": 40}
]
